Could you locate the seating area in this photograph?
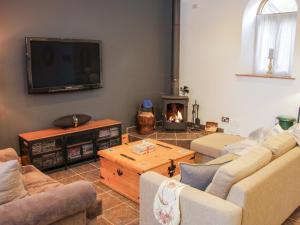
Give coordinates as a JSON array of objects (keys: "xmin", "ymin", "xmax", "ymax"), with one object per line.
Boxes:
[
  {"xmin": 141, "ymin": 130, "xmax": 300, "ymax": 225},
  {"xmin": 1, "ymin": 130, "xmax": 300, "ymax": 224},
  {"xmin": 1, "ymin": 0, "xmax": 300, "ymax": 225}
]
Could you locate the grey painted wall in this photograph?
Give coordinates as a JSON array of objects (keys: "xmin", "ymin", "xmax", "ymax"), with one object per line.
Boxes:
[{"xmin": 0, "ymin": 0, "xmax": 172, "ymax": 152}]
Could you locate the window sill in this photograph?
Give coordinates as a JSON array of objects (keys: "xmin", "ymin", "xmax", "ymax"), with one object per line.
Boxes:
[{"xmin": 236, "ymin": 73, "xmax": 295, "ymax": 80}]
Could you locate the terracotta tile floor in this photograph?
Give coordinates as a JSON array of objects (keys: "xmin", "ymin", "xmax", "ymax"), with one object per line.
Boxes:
[
  {"xmin": 47, "ymin": 160, "xmax": 300, "ymax": 225},
  {"xmin": 47, "ymin": 160, "xmax": 139, "ymax": 225}
]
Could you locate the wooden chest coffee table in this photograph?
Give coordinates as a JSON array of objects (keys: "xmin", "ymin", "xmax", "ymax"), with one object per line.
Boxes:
[{"xmin": 98, "ymin": 139, "xmax": 195, "ymax": 203}]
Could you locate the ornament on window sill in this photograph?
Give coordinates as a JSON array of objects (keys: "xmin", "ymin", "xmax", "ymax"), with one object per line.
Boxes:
[{"xmin": 267, "ymin": 48, "xmax": 274, "ymax": 75}]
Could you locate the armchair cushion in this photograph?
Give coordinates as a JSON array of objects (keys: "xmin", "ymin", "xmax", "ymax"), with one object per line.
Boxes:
[
  {"xmin": 0, "ymin": 181, "xmax": 98, "ymax": 225},
  {"xmin": 0, "ymin": 148, "xmax": 18, "ymax": 162},
  {"xmin": 22, "ymin": 165, "xmax": 62, "ymax": 195},
  {"xmin": 0, "ymin": 160, "xmax": 28, "ymax": 205}
]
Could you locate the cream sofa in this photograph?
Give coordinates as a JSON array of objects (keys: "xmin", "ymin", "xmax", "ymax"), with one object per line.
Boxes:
[
  {"xmin": 191, "ymin": 133, "xmax": 245, "ymax": 162},
  {"xmin": 140, "ymin": 135, "xmax": 300, "ymax": 225}
]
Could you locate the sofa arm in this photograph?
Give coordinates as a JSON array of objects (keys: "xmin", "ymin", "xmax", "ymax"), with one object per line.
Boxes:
[
  {"xmin": 0, "ymin": 181, "xmax": 100, "ymax": 225},
  {"xmin": 140, "ymin": 172, "xmax": 242, "ymax": 225},
  {"xmin": 0, "ymin": 148, "xmax": 18, "ymax": 162}
]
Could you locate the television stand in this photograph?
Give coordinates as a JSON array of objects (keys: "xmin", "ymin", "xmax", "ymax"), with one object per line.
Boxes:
[{"xmin": 19, "ymin": 119, "xmax": 122, "ymax": 171}]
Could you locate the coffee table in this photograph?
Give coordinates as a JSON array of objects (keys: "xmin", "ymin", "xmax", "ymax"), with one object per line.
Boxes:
[{"xmin": 98, "ymin": 139, "xmax": 195, "ymax": 203}]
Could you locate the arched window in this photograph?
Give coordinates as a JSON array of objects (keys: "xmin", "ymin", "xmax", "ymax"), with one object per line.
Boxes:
[{"xmin": 254, "ymin": 0, "xmax": 298, "ymax": 75}]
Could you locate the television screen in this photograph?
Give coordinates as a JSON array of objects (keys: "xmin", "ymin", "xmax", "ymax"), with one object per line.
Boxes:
[{"xmin": 26, "ymin": 37, "xmax": 102, "ymax": 94}]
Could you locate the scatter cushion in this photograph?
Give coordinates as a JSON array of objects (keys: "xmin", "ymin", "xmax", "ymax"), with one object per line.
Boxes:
[
  {"xmin": 0, "ymin": 160, "xmax": 28, "ymax": 205},
  {"xmin": 266, "ymin": 124, "xmax": 284, "ymax": 138},
  {"xmin": 223, "ymin": 139, "xmax": 257, "ymax": 155},
  {"xmin": 205, "ymin": 146, "xmax": 272, "ymax": 199},
  {"xmin": 180, "ymin": 162, "xmax": 229, "ymax": 191},
  {"xmin": 223, "ymin": 125, "xmax": 285, "ymax": 156},
  {"xmin": 175, "ymin": 153, "xmax": 239, "ymax": 182},
  {"xmin": 180, "ymin": 154, "xmax": 238, "ymax": 191},
  {"xmin": 262, "ymin": 132, "xmax": 296, "ymax": 158},
  {"xmin": 247, "ymin": 127, "xmax": 270, "ymax": 143},
  {"xmin": 288, "ymin": 123, "xmax": 300, "ymax": 145},
  {"xmin": 247, "ymin": 125, "xmax": 284, "ymax": 142}
]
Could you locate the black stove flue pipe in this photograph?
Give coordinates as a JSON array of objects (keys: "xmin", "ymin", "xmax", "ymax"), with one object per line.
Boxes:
[{"xmin": 171, "ymin": 0, "xmax": 181, "ymax": 96}]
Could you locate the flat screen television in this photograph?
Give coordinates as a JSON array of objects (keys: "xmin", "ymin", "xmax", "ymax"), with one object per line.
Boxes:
[{"xmin": 25, "ymin": 37, "xmax": 103, "ymax": 94}]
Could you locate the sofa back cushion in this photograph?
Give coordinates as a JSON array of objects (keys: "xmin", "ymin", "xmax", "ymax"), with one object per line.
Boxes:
[
  {"xmin": 206, "ymin": 153, "xmax": 240, "ymax": 165},
  {"xmin": 205, "ymin": 146, "xmax": 272, "ymax": 199},
  {"xmin": 0, "ymin": 148, "xmax": 18, "ymax": 162},
  {"xmin": 0, "ymin": 160, "xmax": 27, "ymax": 205},
  {"xmin": 22, "ymin": 165, "xmax": 61, "ymax": 195},
  {"xmin": 262, "ymin": 132, "xmax": 296, "ymax": 158}
]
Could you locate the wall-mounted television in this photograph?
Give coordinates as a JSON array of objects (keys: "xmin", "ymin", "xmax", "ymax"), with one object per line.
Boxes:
[{"xmin": 25, "ymin": 37, "xmax": 103, "ymax": 94}]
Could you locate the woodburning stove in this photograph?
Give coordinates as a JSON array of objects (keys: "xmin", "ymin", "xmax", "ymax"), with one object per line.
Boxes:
[
  {"xmin": 162, "ymin": 96, "xmax": 188, "ymax": 130},
  {"xmin": 162, "ymin": 1, "xmax": 187, "ymax": 130}
]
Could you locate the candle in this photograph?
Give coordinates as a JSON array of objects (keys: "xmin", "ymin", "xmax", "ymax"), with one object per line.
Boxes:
[{"xmin": 269, "ymin": 48, "xmax": 274, "ymax": 59}]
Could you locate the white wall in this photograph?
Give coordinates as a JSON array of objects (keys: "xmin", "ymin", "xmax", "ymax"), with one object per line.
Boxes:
[{"xmin": 180, "ymin": 0, "xmax": 300, "ymax": 136}]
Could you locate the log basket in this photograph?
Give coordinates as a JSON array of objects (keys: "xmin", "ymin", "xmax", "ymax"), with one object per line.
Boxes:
[{"xmin": 137, "ymin": 105, "xmax": 155, "ymax": 135}]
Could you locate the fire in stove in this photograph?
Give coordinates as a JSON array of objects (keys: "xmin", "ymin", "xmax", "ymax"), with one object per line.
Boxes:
[
  {"xmin": 167, "ymin": 103, "xmax": 184, "ymax": 123},
  {"xmin": 162, "ymin": 95, "xmax": 188, "ymax": 130}
]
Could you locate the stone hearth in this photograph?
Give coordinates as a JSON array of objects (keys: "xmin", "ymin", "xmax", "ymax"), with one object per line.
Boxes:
[{"xmin": 127, "ymin": 125, "xmax": 212, "ymax": 149}]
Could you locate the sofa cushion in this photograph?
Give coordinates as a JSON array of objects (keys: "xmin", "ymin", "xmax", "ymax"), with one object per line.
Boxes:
[
  {"xmin": 22, "ymin": 165, "xmax": 62, "ymax": 195},
  {"xmin": 0, "ymin": 181, "xmax": 98, "ymax": 225},
  {"xmin": 262, "ymin": 132, "xmax": 296, "ymax": 158},
  {"xmin": 288, "ymin": 123, "xmax": 300, "ymax": 145},
  {"xmin": 223, "ymin": 126, "xmax": 285, "ymax": 156},
  {"xmin": 0, "ymin": 148, "xmax": 19, "ymax": 162},
  {"xmin": 180, "ymin": 161, "xmax": 229, "ymax": 191},
  {"xmin": 176, "ymin": 153, "xmax": 239, "ymax": 182},
  {"xmin": 223, "ymin": 139, "xmax": 257, "ymax": 155},
  {"xmin": 205, "ymin": 146, "xmax": 272, "ymax": 199},
  {"xmin": 191, "ymin": 133, "xmax": 244, "ymax": 158},
  {"xmin": 0, "ymin": 160, "xmax": 28, "ymax": 205}
]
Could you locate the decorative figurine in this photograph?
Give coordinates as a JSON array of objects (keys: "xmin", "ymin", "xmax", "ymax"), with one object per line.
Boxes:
[
  {"xmin": 73, "ymin": 115, "xmax": 79, "ymax": 127},
  {"xmin": 180, "ymin": 86, "xmax": 190, "ymax": 96},
  {"xmin": 267, "ymin": 48, "xmax": 274, "ymax": 75}
]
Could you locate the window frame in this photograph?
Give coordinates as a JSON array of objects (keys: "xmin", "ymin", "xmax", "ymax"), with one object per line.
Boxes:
[
  {"xmin": 253, "ymin": 0, "xmax": 298, "ymax": 76},
  {"xmin": 258, "ymin": 0, "xmax": 298, "ymax": 15},
  {"xmin": 237, "ymin": 0, "xmax": 298, "ymax": 79},
  {"xmin": 257, "ymin": 0, "xmax": 269, "ymax": 14}
]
